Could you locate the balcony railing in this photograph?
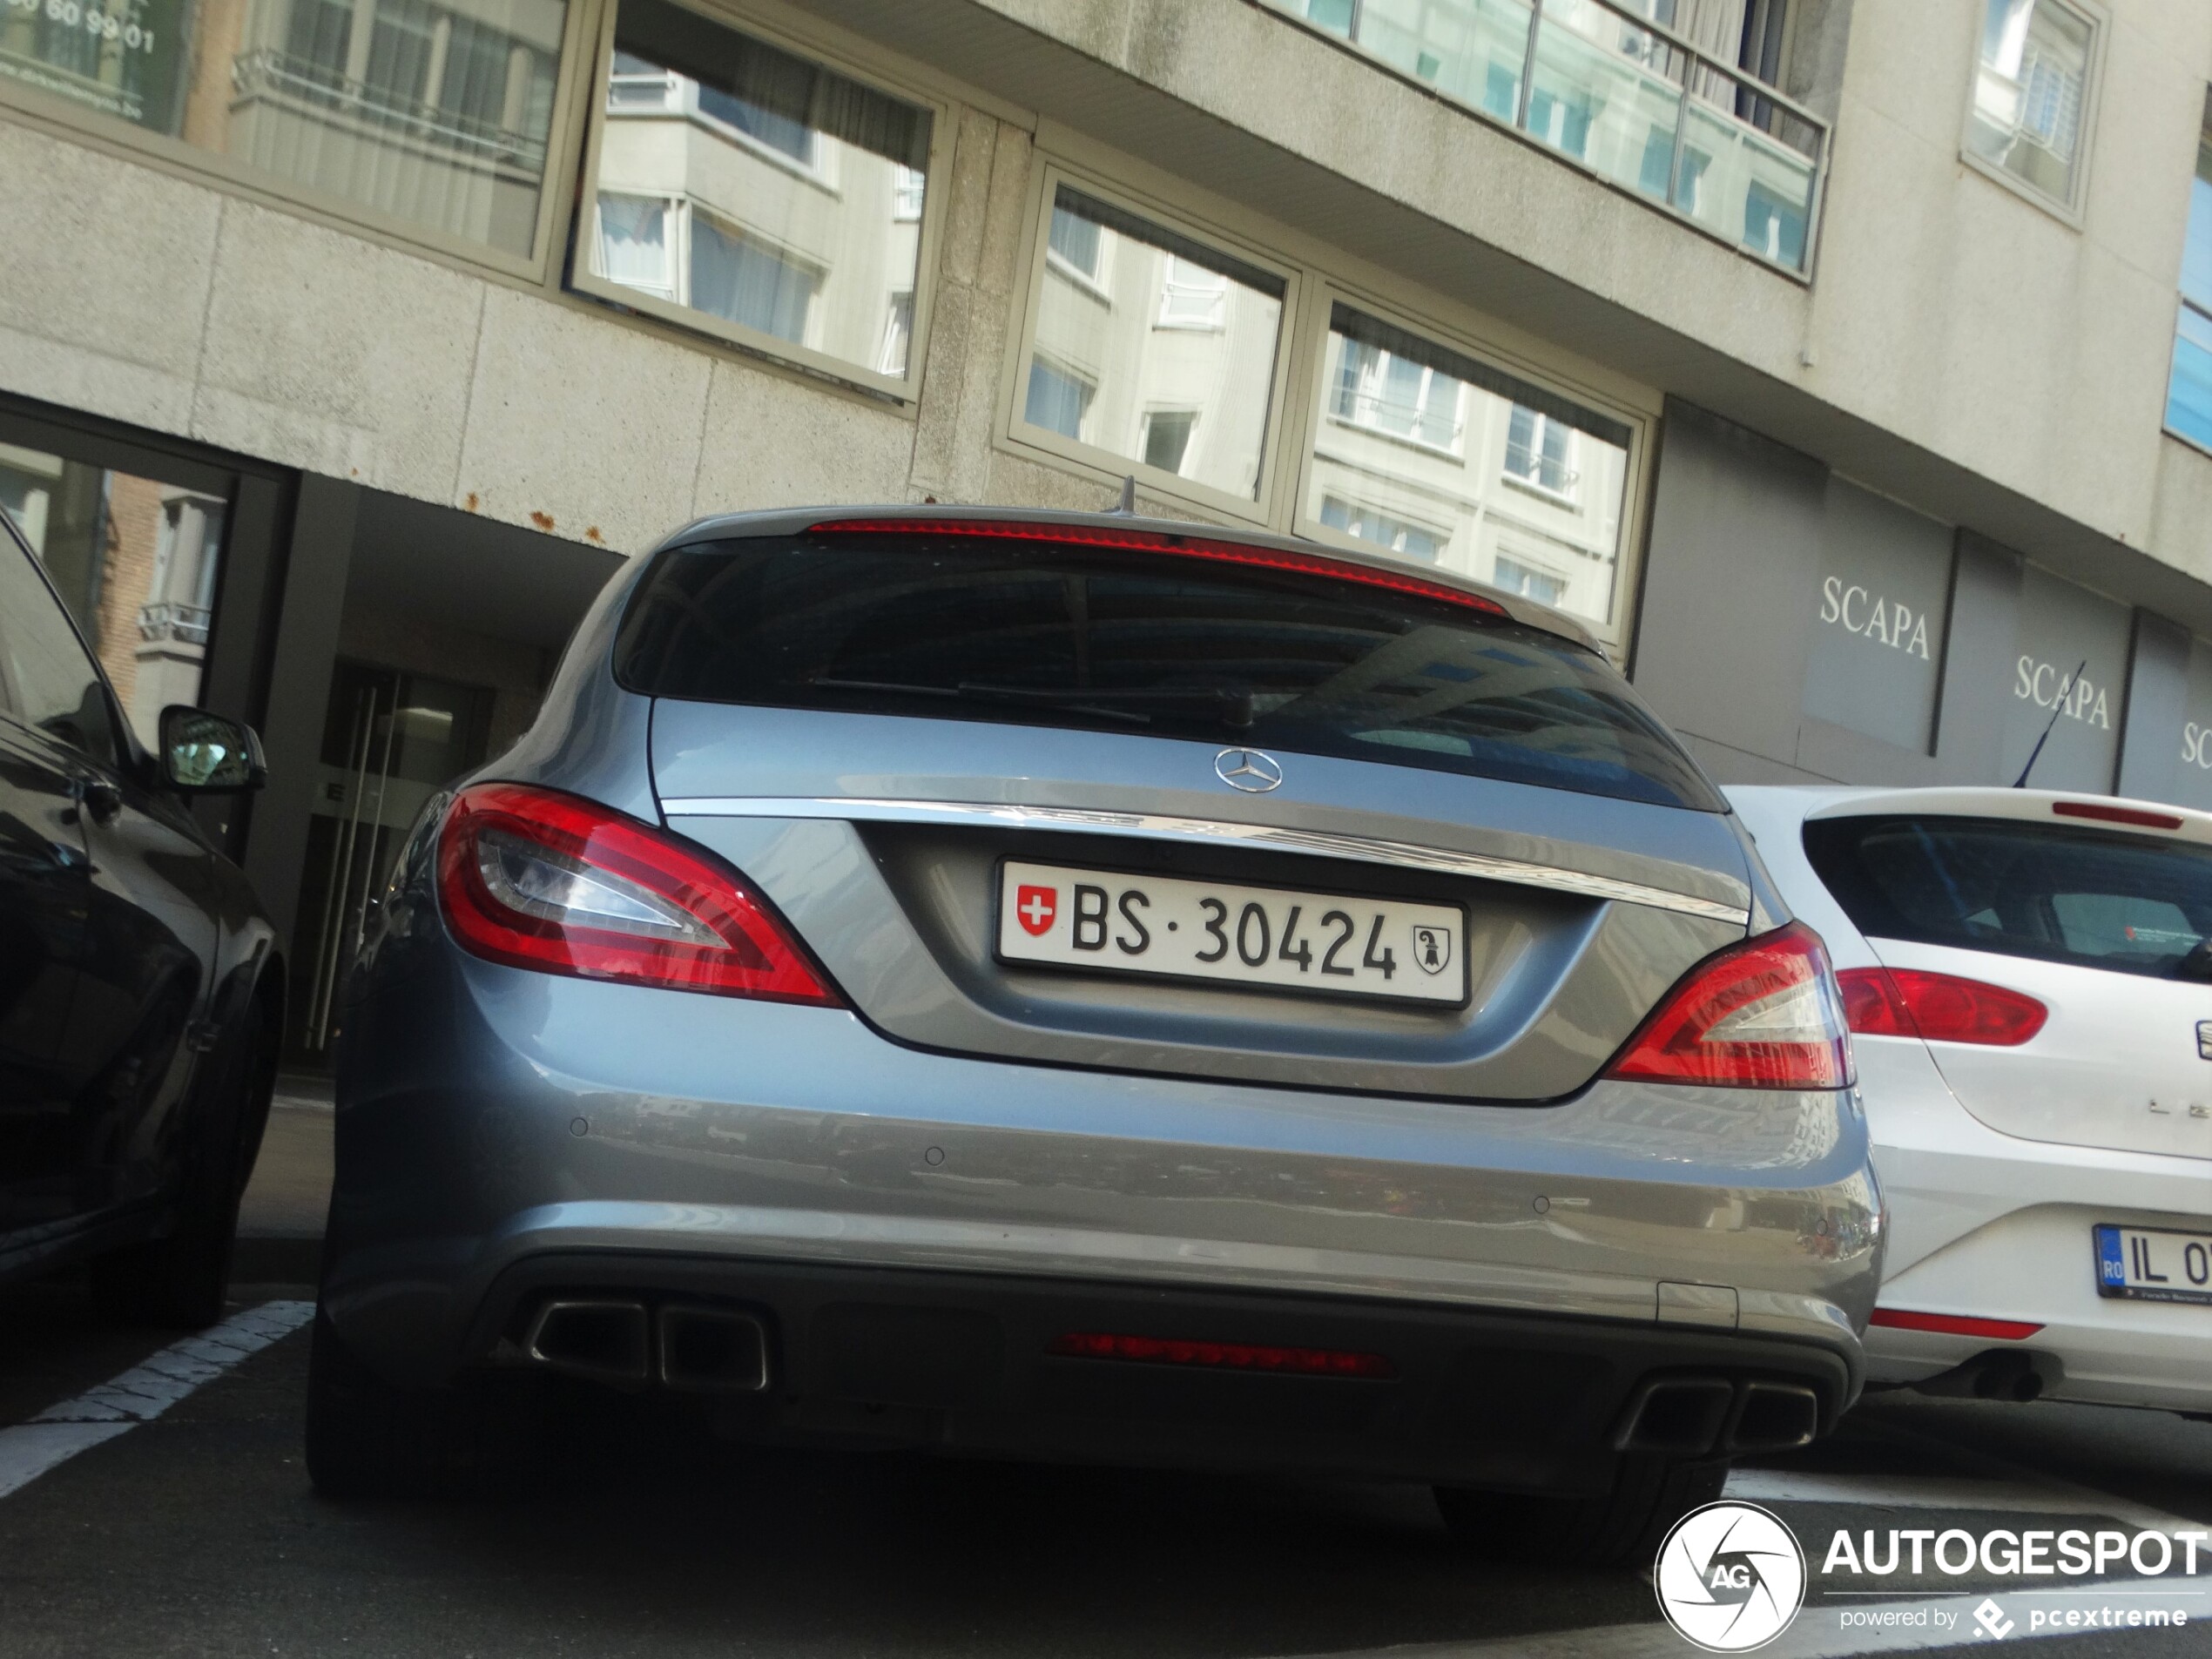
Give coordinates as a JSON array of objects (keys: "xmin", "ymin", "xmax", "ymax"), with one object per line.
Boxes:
[
  {"xmin": 230, "ymin": 48, "xmax": 549, "ymax": 173},
  {"xmin": 1264, "ymin": 0, "xmax": 1827, "ymax": 274},
  {"xmin": 138, "ymin": 601, "xmax": 211, "ymax": 648}
]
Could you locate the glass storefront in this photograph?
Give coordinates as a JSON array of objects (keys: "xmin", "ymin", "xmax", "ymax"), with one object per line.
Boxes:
[{"xmin": 0, "ymin": 440, "xmax": 227, "ymax": 748}]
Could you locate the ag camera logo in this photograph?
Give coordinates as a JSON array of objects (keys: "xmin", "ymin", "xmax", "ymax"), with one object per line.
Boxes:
[{"xmin": 1655, "ymin": 1502, "xmax": 1807, "ymax": 1652}]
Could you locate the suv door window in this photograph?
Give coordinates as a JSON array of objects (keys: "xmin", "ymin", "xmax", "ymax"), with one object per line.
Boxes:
[{"xmin": 0, "ymin": 524, "xmax": 121, "ymax": 769}]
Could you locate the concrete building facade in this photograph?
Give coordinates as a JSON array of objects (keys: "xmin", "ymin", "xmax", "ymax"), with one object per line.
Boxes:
[{"xmin": 6, "ymin": 0, "xmax": 2212, "ymax": 1065}]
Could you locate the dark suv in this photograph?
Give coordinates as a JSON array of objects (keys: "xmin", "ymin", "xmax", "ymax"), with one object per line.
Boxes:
[{"xmin": 0, "ymin": 503, "xmax": 280, "ymax": 1325}]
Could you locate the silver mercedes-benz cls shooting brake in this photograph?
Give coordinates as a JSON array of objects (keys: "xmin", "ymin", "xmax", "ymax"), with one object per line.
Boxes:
[{"xmin": 308, "ymin": 507, "xmax": 1880, "ymax": 1563}]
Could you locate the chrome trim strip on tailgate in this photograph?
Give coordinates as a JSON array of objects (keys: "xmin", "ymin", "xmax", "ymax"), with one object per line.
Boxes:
[{"xmin": 660, "ymin": 797, "xmax": 1750, "ymax": 925}]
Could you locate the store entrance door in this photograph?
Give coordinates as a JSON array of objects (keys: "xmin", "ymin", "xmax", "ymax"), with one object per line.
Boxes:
[
  {"xmin": 292, "ymin": 661, "xmax": 497, "ymax": 1058},
  {"xmin": 276, "ymin": 486, "xmax": 624, "ymax": 1069}
]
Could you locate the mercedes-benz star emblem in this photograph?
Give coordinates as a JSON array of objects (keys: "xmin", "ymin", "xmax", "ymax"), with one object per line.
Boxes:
[{"xmin": 1214, "ymin": 748, "xmax": 1284, "ymax": 792}]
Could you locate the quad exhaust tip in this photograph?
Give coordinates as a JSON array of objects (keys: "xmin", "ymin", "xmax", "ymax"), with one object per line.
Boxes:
[
  {"xmin": 658, "ymin": 1304, "xmax": 771, "ymax": 1393},
  {"xmin": 522, "ymin": 1298, "xmax": 770, "ymax": 1393},
  {"xmin": 1614, "ymin": 1375, "xmax": 1821, "ymax": 1457}
]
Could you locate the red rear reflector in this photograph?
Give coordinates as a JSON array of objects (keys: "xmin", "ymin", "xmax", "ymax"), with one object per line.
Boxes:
[
  {"xmin": 1047, "ymin": 1332, "xmax": 1396, "ymax": 1379},
  {"xmin": 811, "ymin": 517, "xmax": 1510, "ymax": 618},
  {"xmin": 1837, "ymin": 968, "xmax": 2046, "ymax": 1046},
  {"xmin": 1870, "ymin": 1308, "xmax": 2043, "ymax": 1341},
  {"xmin": 2053, "ymin": 800, "xmax": 2184, "ymax": 831},
  {"xmin": 1604, "ymin": 921, "xmax": 1853, "ymax": 1089},
  {"xmin": 437, "ymin": 782, "xmax": 839, "ymax": 1004}
]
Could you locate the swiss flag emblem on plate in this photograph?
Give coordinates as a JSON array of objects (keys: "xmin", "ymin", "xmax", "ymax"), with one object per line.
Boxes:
[{"xmin": 1015, "ymin": 885, "xmax": 1058, "ymax": 936}]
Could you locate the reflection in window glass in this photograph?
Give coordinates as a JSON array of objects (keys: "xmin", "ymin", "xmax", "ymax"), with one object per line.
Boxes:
[
  {"xmin": 0, "ymin": 0, "xmax": 568, "ymax": 256},
  {"xmin": 1022, "ymin": 185, "xmax": 1285, "ymax": 499},
  {"xmin": 596, "ymin": 194, "xmax": 672, "ymax": 297},
  {"xmin": 0, "ymin": 442, "xmax": 226, "ymax": 749},
  {"xmin": 582, "ymin": 0, "xmax": 932, "ymax": 381},
  {"xmin": 2168, "ymin": 93, "xmax": 2212, "ymax": 448},
  {"xmin": 1305, "ymin": 305, "xmax": 1629, "ymax": 628},
  {"xmin": 1966, "ymin": 0, "xmax": 2094, "ymax": 206}
]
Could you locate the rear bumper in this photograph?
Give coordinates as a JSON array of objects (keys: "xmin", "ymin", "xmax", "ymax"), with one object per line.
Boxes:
[
  {"xmin": 1870, "ymin": 1141, "xmax": 2212, "ymax": 1410},
  {"xmin": 327, "ymin": 944, "xmax": 1878, "ymax": 1473},
  {"xmin": 464, "ymin": 1254, "xmax": 1848, "ymax": 1491}
]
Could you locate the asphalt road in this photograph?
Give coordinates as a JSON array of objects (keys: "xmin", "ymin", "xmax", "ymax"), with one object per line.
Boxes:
[{"xmin": 1, "ymin": 1107, "xmax": 2208, "ymax": 1658}]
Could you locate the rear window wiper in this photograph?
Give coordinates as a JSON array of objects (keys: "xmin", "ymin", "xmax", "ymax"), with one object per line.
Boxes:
[{"xmin": 804, "ymin": 678, "xmax": 1252, "ymax": 728}]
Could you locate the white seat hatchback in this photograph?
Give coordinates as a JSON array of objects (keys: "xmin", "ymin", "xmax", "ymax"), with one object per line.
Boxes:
[{"xmin": 1729, "ymin": 785, "xmax": 2212, "ymax": 1415}]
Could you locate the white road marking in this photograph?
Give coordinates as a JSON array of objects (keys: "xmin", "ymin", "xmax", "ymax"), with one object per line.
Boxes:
[
  {"xmin": 1727, "ymin": 1467, "xmax": 2204, "ymax": 1535},
  {"xmin": 0, "ymin": 1298, "xmax": 314, "ymax": 1500}
]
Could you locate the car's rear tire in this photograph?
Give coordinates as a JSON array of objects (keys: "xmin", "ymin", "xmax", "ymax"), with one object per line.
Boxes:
[
  {"xmin": 1434, "ymin": 1456, "xmax": 1729, "ymax": 1568},
  {"xmin": 305, "ymin": 1308, "xmax": 545, "ymax": 1499},
  {"xmin": 92, "ymin": 989, "xmax": 279, "ymax": 1329}
]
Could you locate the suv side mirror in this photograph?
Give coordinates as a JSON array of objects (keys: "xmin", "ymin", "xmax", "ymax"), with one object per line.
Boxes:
[{"xmin": 160, "ymin": 705, "xmax": 266, "ymax": 794}]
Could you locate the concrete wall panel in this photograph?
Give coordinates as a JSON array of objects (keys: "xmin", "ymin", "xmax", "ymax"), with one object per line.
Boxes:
[
  {"xmin": 192, "ymin": 202, "xmax": 482, "ymax": 502},
  {"xmin": 692, "ymin": 361, "xmax": 915, "ymax": 514},
  {"xmin": 456, "ymin": 288, "xmax": 713, "ymax": 553},
  {"xmin": 0, "ymin": 123, "xmax": 219, "ymax": 432}
]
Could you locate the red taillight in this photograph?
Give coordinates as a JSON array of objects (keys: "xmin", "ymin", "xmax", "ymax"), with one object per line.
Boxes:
[
  {"xmin": 1869, "ymin": 1308, "xmax": 2043, "ymax": 1341},
  {"xmin": 436, "ymin": 782, "xmax": 839, "ymax": 1005},
  {"xmin": 1047, "ymin": 1332, "xmax": 1396, "ymax": 1379},
  {"xmin": 1604, "ymin": 921, "xmax": 1853, "ymax": 1089},
  {"xmin": 1836, "ymin": 968, "xmax": 2046, "ymax": 1046},
  {"xmin": 810, "ymin": 517, "xmax": 1511, "ymax": 619}
]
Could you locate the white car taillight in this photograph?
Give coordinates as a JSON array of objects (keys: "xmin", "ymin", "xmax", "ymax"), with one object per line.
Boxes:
[{"xmin": 1605, "ymin": 922, "xmax": 1854, "ymax": 1089}]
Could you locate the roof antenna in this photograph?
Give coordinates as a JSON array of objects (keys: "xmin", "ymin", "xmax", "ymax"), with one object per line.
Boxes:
[
  {"xmin": 2013, "ymin": 658, "xmax": 2087, "ymax": 788},
  {"xmin": 1108, "ymin": 475, "xmax": 1136, "ymax": 516}
]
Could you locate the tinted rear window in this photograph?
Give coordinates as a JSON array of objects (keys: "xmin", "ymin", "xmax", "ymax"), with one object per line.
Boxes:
[
  {"xmin": 1804, "ymin": 813, "xmax": 2212, "ymax": 979},
  {"xmin": 613, "ymin": 533, "xmax": 1722, "ymax": 811}
]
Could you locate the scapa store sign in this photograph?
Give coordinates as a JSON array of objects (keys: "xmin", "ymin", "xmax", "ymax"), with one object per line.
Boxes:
[
  {"xmin": 1819, "ymin": 577, "xmax": 1931, "ymax": 659},
  {"xmin": 2014, "ymin": 656, "xmax": 2110, "ymax": 730}
]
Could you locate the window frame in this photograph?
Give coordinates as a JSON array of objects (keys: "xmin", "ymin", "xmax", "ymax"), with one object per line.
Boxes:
[
  {"xmin": 567, "ymin": 0, "xmax": 953, "ymax": 401},
  {"xmin": 1285, "ymin": 280, "xmax": 1653, "ymax": 652},
  {"xmin": 1958, "ymin": 0, "xmax": 2107, "ymax": 226},
  {"xmin": 0, "ymin": 0, "xmax": 599, "ymax": 283},
  {"xmin": 1001, "ymin": 162, "xmax": 1305, "ymax": 526}
]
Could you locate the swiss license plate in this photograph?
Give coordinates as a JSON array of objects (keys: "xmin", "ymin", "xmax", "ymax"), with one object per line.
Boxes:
[
  {"xmin": 995, "ymin": 860, "xmax": 1467, "ymax": 1006},
  {"xmin": 2094, "ymin": 1224, "xmax": 2212, "ymax": 1304}
]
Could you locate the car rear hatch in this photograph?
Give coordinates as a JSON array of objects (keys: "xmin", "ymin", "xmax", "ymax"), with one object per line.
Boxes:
[
  {"xmin": 626, "ymin": 516, "xmax": 1754, "ymax": 1103},
  {"xmin": 1803, "ymin": 794, "xmax": 2212, "ymax": 1159}
]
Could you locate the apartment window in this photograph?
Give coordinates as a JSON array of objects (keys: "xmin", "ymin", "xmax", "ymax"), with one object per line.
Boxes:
[
  {"xmin": 1024, "ymin": 359, "xmax": 1094, "ymax": 442},
  {"xmin": 1965, "ymin": 0, "xmax": 2099, "ymax": 212},
  {"xmin": 596, "ymin": 194, "xmax": 675, "ymax": 299},
  {"xmin": 1332, "ymin": 339, "xmax": 1462, "ymax": 453},
  {"xmin": 574, "ymin": 0, "xmax": 938, "ymax": 393},
  {"xmin": 894, "ymin": 165, "xmax": 926, "ymax": 221},
  {"xmin": 1047, "ymin": 200, "xmax": 1105, "ymax": 281},
  {"xmin": 0, "ymin": 0, "xmax": 568, "ymax": 259},
  {"xmin": 1318, "ymin": 496, "xmax": 1442, "ymax": 561},
  {"xmin": 1157, "ymin": 258, "xmax": 1228, "ymax": 329},
  {"xmin": 1505, "ymin": 406, "xmax": 1577, "ymax": 496},
  {"xmin": 1258, "ymin": 0, "xmax": 1827, "ymax": 274},
  {"xmin": 1301, "ymin": 303, "xmax": 1633, "ymax": 631},
  {"xmin": 1018, "ymin": 183, "xmax": 1288, "ymax": 502},
  {"xmin": 2167, "ymin": 92, "xmax": 2212, "ymax": 450},
  {"xmin": 880, "ymin": 291, "xmax": 914, "ymax": 377},
  {"xmin": 1494, "ymin": 554, "xmax": 1568, "ymax": 607},
  {"xmin": 1141, "ymin": 410, "xmax": 1197, "ymax": 475}
]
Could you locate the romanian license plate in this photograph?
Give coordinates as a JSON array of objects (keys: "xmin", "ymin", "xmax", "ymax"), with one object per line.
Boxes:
[
  {"xmin": 2094, "ymin": 1224, "xmax": 2212, "ymax": 1304},
  {"xmin": 995, "ymin": 860, "xmax": 1467, "ymax": 1005}
]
